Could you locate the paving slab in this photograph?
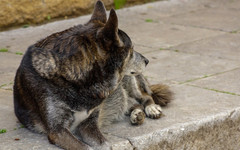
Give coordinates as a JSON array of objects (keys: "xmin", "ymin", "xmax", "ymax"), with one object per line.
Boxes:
[
  {"xmin": 0, "ymin": 128, "xmax": 60, "ymax": 150},
  {"xmin": 121, "ymin": 21, "xmax": 223, "ymax": 49},
  {"xmin": 0, "ymin": 90, "xmax": 18, "ymax": 132},
  {"xmin": 189, "ymin": 68, "xmax": 240, "ymax": 96},
  {"xmin": 142, "ymin": 50, "xmax": 240, "ymax": 84},
  {"xmin": 169, "ymin": 32, "xmax": 240, "ymax": 61},
  {"xmin": 102, "ymin": 84, "xmax": 240, "ymax": 149},
  {"xmin": 161, "ymin": 6, "xmax": 240, "ymax": 32},
  {"xmin": 0, "ymin": 72, "xmax": 15, "ymax": 90},
  {"xmin": 0, "ymin": 53, "xmax": 22, "ymax": 74},
  {"xmin": 117, "ymin": 0, "xmax": 208, "ymax": 23}
]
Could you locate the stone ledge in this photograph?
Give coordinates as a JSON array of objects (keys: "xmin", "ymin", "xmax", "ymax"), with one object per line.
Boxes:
[{"xmin": 124, "ymin": 108, "xmax": 240, "ymax": 150}]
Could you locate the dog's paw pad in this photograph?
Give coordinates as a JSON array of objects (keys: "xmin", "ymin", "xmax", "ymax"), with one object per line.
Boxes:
[
  {"xmin": 130, "ymin": 109, "xmax": 145, "ymax": 125},
  {"xmin": 145, "ymin": 104, "xmax": 162, "ymax": 119}
]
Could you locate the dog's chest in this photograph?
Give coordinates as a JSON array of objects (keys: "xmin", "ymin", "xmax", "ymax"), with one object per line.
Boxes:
[{"xmin": 70, "ymin": 110, "xmax": 89, "ymax": 131}]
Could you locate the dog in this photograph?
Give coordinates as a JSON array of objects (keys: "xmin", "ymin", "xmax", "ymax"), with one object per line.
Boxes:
[
  {"xmin": 98, "ymin": 73, "xmax": 173, "ymax": 128},
  {"xmin": 13, "ymin": 1, "xmax": 149, "ymax": 150}
]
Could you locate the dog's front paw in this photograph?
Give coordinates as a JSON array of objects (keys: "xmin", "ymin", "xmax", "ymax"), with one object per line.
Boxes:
[
  {"xmin": 130, "ymin": 109, "xmax": 145, "ymax": 125},
  {"xmin": 145, "ymin": 104, "xmax": 162, "ymax": 119}
]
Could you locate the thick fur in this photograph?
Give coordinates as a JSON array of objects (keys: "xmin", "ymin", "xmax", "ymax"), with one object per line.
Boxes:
[
  {"xmin": 13, "ymin": 1, "xmax": 149, "ymax": 150},
  {"xmin": 98, "ymin": 74, "xmax": 173, "ymax": 128}
]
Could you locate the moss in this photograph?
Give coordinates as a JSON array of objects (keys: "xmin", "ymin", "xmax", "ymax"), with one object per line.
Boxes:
[
  {"xmin": 230, "ymin": 30, "xmax": 238, "ymax": 34},
  {"xmin": 205, "ymin": 88, "xmax": 240, "ymax": 96},
  {"xmin": 174, "ymin": 49, "xmax": 179, "ymax": 52},
  {"xmin": 0, "ymin": 84, "xmax": 7, "ymax": 88},
  {"xmin": 47, "ymin": 15, "xmax": 51, "ymax": 21},
  {"xmin": 145, "ymin": 19, "xmax": 153, "ymax": 22},
  {"xmin": 189, "ymin": 84, "xmax": 240, "ymax": 96},
  {"xmin": 0, "ymin": 48, "xmax": 8, "ymax": 52},
  {"xmin": 22, "ymin": 24, "xmax": 29, "ymax": 28},
  {"xmin": 180, "ymin": 68, "xmax": 239, "ymax": 84},
  {"xmin": 0, "ymin": 129, "xmax": 7, "ymax": 134},
  {"xmin": 15, "ymin": 52, "xmax": 23, "ymax": 55}
]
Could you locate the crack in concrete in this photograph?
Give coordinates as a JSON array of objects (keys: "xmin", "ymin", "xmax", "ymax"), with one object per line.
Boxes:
[
  {"xmin": 179, "ymin": 67, "xmax": 240, "ymax": 84},
  {"xmin": 187, "ymin": 84, "xmax": 240, "ymax": 96},
  {"xmin": 166, "ymin": 22, "xmax": 230, "ymax": 33},
  {"xmin": 0, "ymin": 82, "xmax": 13, "ymax": 91}
]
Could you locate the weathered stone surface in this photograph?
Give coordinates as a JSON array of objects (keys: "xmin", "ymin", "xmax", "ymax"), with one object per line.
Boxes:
[
  {"xmin": 142, "ymin": 50, "xmax": 240, "ymax": 84},
  {"xmin": 0, "ymin": 72, "xmax": 15, "ymax": 90},
  {"xmin": 102, "ymin": 85, "xmax": 240, "ymax": 149},
  {"xmin": 130, "ymin": 108, "xmax": 240, "ymax": 150},
  {"xmin": 161, "ymin": 4, "xmax": 240, "ymax": 32},
  {"xmin": 189, "ymin": 68, "xmax": 240, "ymax": 96},
  {"xmin": 169, "ymin": 33, "xmax": 240, "ymax": 61},
  {"xmin": 0, "ymin": 53, "xmax": 22, "ymax": 74},
  {"xmin": 0, "ymin": 90, "xmax": 18, "ymax": 132},
  {"xmin": 121, "ymin": 21, "xmax": 223, "ymax": 49},
  {"xmin": 0, "ymin": 128, "xmax": 60, "ymax": 150}
]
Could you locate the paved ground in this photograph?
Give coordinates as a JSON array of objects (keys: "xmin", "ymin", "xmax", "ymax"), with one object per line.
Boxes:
[{"xmin": 0, "ymin": 0, "xmax": 240, "ymax": 149}]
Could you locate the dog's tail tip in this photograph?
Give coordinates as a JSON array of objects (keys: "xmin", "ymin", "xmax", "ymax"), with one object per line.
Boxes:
[{"xmin": 150, "ymin": 84, "xmax": 174, "ymax": 107}]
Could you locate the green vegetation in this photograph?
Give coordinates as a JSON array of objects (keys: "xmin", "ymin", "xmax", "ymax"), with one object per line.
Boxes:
[
  {"xmin": 47, "ymin": 15, "xmax": 51, "ymax": 21},
  {"xmin": 114, "ymin": 0, "xmax": 126, "ymax": 9},
  {"xmin": 16, "ymin": 52, "xmax": 23, "ymax": 55},
  {"xmin": 0, "ymin": 129, "xmax": 7, "ymax": 134},
  {"xmin": 230, "ymin": 30, "xmax": 238, "ymax": 34},
  {"xmin": 22, "ymin": 24, "xmax": 29, "ymax": 28},
  {"xmin": 145, "ymin": 19, "xmax": 153, "ymax": 22},
  {"xmin": 0, "ymin": 84, "xmax": 7, "ymax": 88},
  {"xmin": 189, "ymin": 84, "xmax": 240, "ymax": 96},
  {"xmin": 174, "ymin": 49, "xmax": 179, "ymax": 52},
  {"xmin": 0, "ymin": 48, "xmax": 8, "ymax": 52},
  {"xmin": 205, "ymin": 88, "xmax": 239, "ymax": 96}
]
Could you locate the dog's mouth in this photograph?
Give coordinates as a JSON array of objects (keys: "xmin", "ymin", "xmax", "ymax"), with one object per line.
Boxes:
[{"xmin": 130, "ymin": 71, "xmax": 141, "ymax": 76}]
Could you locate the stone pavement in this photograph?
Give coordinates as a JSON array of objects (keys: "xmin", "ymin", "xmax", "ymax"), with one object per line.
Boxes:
[{"xmin": 0, "ymin": 0, "xmax": 240, "ymax": 149}]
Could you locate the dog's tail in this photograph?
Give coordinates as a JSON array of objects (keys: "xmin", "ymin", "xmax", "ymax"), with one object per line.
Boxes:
[{"xmin": 150, "ymin": 84, "xmax": 173, "ymax": 106}]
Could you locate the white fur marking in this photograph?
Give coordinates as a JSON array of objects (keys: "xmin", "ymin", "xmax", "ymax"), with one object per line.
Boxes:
[
  {"xmin": 130, "ymin": 109, "xmax": 143, "ymax": 124},
  {"xmin": 70, "ymin": 110, "xmax": 89, "ymax": 131},
  {"xmin": 145, "ymin": 104, "xmax": 162, "ymax": 117}
]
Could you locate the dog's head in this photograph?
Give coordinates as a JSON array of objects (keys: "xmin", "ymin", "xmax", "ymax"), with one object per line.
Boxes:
[{"xmin": 89, "ymin": 0, "xmax": 149, "ymax": 76}]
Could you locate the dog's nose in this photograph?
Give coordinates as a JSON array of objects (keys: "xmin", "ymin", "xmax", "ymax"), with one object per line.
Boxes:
[{"xmin": 145, "ymin": 58, "xmax": 149, "ymax": 66}]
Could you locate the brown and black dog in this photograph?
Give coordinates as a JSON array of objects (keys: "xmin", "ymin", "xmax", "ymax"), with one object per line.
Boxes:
[{"xmin": 13, "ymin": 1, "xmax": 150, "ymax": 150}]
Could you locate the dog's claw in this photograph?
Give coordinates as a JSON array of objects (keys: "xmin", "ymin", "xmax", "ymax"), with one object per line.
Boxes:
[{"xmin": 145, "ymin": 104, "xmax": 162, "ymax": 119}]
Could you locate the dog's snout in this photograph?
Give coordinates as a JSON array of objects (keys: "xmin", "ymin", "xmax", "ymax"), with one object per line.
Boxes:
[{"xmin": 144, "ymin": 58, "xmax": 149, "ymax": 66}]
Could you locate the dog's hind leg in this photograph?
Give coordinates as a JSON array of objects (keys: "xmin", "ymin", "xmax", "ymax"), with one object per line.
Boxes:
[
  {"xmin": 48, "ymin": 128, "xmax": 92, "ymax": 150},
  {"xmin": 73, "ymin": 109, "xmax": 110, "ymax": 150}
]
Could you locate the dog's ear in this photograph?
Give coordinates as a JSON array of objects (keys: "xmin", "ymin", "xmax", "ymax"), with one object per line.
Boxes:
[
  {"xmin": 102, "ymin": 9, "xmax": 120, "ymax": 44},
  {"xmin": 90, "ymin": 0, "xmax": 107, "ymax": 23}
]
